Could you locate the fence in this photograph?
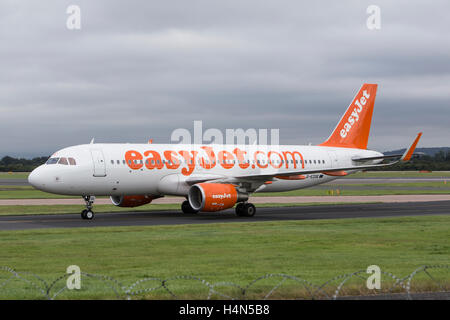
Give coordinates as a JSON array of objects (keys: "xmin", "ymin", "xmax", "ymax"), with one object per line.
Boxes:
[{"xmin": 1, "ymin": 265, "xmax": 448, "ymax": 300}]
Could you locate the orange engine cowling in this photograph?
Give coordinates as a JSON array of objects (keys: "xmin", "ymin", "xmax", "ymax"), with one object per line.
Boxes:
[
  {"xmin": 110, "ymin": 195, "xmax": 153, "ymax": 207},
  {"xmin": 188, "ymin": 183, "xmax": 248, "ymax": 212}
]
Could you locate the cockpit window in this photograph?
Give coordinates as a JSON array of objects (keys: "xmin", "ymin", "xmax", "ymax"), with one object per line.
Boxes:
[
  {"xmin": 46, "ymin": 157, "xmax": 59, "ymax": 165},
  {"xmin": 68, "ymin": 158, "xmax": 76, "ymax": 165},
  {"xmin": 59, "ymin": 157, "xmax": 69, "ymax": 165}
]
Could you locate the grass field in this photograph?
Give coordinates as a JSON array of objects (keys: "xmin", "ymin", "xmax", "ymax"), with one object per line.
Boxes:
[
  {"xmin": 0, "ymin": 215, "xmax": 449, "ymax": 299},
  {"xmin": 0, "ymin": 186, "xmax": 74, "ymax": 199},
  {"xmin": 1, "ymin": 181, "xmax": 449, "ymax": 199},
  {"xmin": 255, "ymin": 184, "xmax": 450, "ymax": 197},
  {"xmin": 0, "ymin": 172, "xmax": 29, "ymax": 179},
  {"xmin": 351, "ymin": 171, "xmax": 450, "ymax": 178}
]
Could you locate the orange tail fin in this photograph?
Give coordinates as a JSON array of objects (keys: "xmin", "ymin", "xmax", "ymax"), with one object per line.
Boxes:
[{"xmin": 319, "ymin": 84, "xmax": 378, "ymax": 149}]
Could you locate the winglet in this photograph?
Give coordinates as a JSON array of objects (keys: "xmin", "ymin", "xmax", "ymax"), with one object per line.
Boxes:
[{"xmin": 401, "ymin": 132, "xmax": 422, "ymax": 162}]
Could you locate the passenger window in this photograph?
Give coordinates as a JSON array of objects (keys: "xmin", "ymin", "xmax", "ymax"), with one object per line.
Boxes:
[
  {"xmin": 68, "ymin": 158, "xmax": 76, "ymax": 165},
  {"xmin": 59, "ymin": 157, "xmax": 68, "ymax": 165}
]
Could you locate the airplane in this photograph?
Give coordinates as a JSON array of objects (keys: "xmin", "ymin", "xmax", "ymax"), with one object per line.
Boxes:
[{"xmin": 28, "ymin": 84, "xmax": 422, "ymax": 220}]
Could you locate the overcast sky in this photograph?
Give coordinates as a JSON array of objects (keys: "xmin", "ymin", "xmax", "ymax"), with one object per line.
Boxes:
[{"xmin": 1, "ymin": 0, "xmax": 449, "ymax": 157}]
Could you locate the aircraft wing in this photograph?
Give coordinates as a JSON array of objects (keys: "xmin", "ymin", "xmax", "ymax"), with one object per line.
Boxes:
[
  {"xmin": 183, "ymin": 133, "xmax": 422, "ymax": 189},
  {"xmin": 233, "ymin": 160, "xmax": 399, "ymax": 181},
  {"xmin": 234, "ymin": 132, "xmax": 423, "ymax": 182}
]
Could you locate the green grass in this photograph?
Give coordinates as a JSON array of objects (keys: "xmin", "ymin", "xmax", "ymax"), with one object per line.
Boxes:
[
  {"xmin": 256, "ymin": 188, "xmax": 450, "ymax": 197},
  {"xmin": 351, "ymin": 171, "xmax": 450, "ymax": 178},
  {"xmin": 0, "ymin": 185, "xmax": 77, "ymax": 199},
  {"xmin": 1, "ymin": 181, "xmax": 449, "ymax": 200},
  {"xmin": 0, "ymin": 215, "xmax": 449, "ymax": 299},
  {"xmin": 330, "ymin": 182, "xmax": 450, "ymax": 188},
  {"xmin": 0, "ymin": 172, "xmax": 29, "ymax": 179}
]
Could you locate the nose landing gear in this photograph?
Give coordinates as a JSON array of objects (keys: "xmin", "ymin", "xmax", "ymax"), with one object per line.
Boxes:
[{"xmin": 81, "ymin": 195, "xmax": 95, "ymax": 220}]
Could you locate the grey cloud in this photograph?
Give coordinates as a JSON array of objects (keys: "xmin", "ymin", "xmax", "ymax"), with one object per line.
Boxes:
[{"xmin": 0, "ymin": 0, "xmax": 449, "ymax": 157}]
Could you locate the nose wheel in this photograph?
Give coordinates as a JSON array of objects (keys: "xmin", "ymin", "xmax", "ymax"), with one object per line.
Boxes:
[
  {"xmin": 81, "ymin": 196, "xmax": 95, "ymax": 220},
  {"xmin": 81, "ymin": 209, "xmax": 94, "ymax": 220}
]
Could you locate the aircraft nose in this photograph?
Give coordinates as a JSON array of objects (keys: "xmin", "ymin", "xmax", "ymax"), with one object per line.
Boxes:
[{"xmin": 28, "ymin": 166, "xmax": 46, "ymax": 189}]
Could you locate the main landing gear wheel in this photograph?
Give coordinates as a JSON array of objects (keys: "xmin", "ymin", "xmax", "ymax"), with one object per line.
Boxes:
[
  {"xmin": 81, "ymin": 195, "xmax": 95, "ymax": 220},
  {"xmin": 235, "ymin": 203, "xmax": 256, "ymax": 217},
  {"xmin": 181, "ymin": 200, "xmax": 199, "ymax": 214}
]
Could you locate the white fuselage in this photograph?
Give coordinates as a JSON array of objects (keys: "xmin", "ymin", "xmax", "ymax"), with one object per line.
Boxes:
[{"xmin": 28, "ymin": 143, "xmax": 382, "ymax": 197}]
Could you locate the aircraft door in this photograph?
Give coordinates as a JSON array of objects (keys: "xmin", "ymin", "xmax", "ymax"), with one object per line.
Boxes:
[{"xmin": 90, "ymin": 149, "xmax": 107, "ymax": 177}]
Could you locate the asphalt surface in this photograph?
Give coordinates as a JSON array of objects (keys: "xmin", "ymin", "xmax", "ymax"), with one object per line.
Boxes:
[
  {"xmin": 0, "ymin": 179, "xmax": 29, "ymax": 186},
  {"xmin": 0, "ymin": 200, "xmax": 449, "ymax": 231}
]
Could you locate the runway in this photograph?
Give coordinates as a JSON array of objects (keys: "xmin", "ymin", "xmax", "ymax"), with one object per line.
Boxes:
[{"xmin": 0, "ymin": 200, "xmax": 449, "ymax": 231}]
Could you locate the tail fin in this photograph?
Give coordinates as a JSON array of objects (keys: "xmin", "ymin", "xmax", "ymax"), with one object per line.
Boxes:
[{"xmin": 319, "ymin": 84, "xmax": 378, "ymax": 149}]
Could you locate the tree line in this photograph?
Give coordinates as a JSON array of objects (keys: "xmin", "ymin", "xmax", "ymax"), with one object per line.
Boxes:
[
  {"xmin": 0, "ymin": 156, "xmax": 49, "ymax": 172},
  {"xmin": 369, "ymin": 150, "xmax": 450, "ymax": 171}
]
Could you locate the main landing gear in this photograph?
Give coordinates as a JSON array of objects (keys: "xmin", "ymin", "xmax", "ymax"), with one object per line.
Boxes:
[
  {"xmin": 81, "ymin": 195, "xmax": 95, "ymax": 220},
  {"xmin": 235, "ymin": 202, "xmax": 256, "ymax": 217},
  {"xmin": 181, "ymin": 200, "xmax": 199, "ymax": 214}
]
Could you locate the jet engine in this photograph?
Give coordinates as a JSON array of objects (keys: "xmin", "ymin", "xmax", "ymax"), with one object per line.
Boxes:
[
  {"xmin": 188, "ymin": 183, "xmax": 248, "ymax": 212},
  {"xmin": 110, "ymin": 195, "xmax": 153, "ymax": 207}
]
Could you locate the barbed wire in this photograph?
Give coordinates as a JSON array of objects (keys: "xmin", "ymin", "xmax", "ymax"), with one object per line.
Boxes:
[{"xmin": 0, "ymin": 265, "xmax": 448, "ymax": 300}]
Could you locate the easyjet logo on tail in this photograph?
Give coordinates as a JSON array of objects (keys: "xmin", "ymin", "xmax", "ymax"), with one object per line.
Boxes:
[
  {"xmin": 319, "ymin": 83, "xmax": 377, "ymax": 150},
  {"xmin": 340, "ymin": 90, "xmax": 370, "ymax": 138}
]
